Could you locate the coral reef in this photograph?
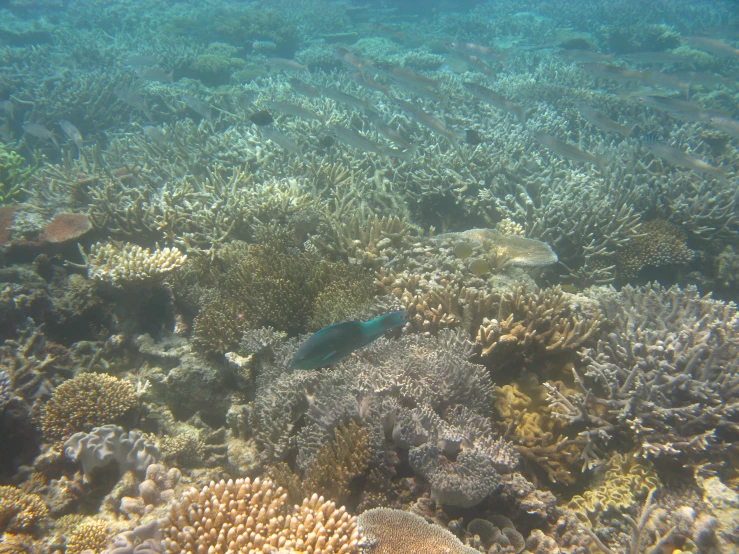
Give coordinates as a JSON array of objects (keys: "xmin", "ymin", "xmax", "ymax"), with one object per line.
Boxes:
[
  {"xmin": 615, "ymin": 219, "xmax": 694, "ymax": 280},
  {"xmin": 40, "ymin": 373, "xmax": 138, "ymax": 445},
  {"xmin": 160, "ymin": 477, "xmax": 360, "ymax": 553},
  {"xmin": 79, "ymin": 242, "xmax": 187, "ymax": 287},
  {"xmin": 0, "ymin": 485, "xmax": 49, "ymax": 536}
]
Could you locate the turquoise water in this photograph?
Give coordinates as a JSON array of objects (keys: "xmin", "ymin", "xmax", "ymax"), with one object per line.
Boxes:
[{"xmin": 0, "ymin": 0, "xmax": 738, "ymax": 552}]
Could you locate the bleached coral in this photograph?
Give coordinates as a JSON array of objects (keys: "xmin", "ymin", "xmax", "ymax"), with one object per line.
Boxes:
[{"xmin": 80, "ymin": 241, "xmax": 187, "ymax": 287}]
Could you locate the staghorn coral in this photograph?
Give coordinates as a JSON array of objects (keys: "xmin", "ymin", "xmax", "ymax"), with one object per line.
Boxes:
[
  {"xmin": 0, "ymin": 143, "xmax": 38, "ymax": 204},
  {"xmin": 78, "ymin": 242, "xmax": 187, "ymax": 287},
  {"xmin": 0, "ymin": 485, "xmax": 48, "ymax": 536},
  {"xmin": 548, "ymin": 283, "xmax": 739, "ymax": 467},
  {"xmin": 616, "ymin": 219, "xmax": 693, "ymax": 280},
  {"xmin": 63, "ymin": 425, "xmax": 160, "ymax": 480},
  {"xmin": 357, "ymin": 508, "xmax": 478, "ymax": 554},
  {"xmin": 160, "ymin": 477, "xmax": 360, "ymax": 554},
  {"xmin": 64, "ymin": 517, "xmax": 112, "ymax": 554},
  {"xmin": 39, "ymin": 373, "xmax": 138, "ymax": 445}
]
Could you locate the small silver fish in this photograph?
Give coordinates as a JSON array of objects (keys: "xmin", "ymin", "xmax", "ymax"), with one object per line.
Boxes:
[
  {"xmin": 116, "ymin": 88, "xmax": 154, "ymax": 121},
  {"xmin": 684, "ymin": 36, "xmax": 739, "ymax": 61},
  {"xmin": 181, "ymin": 95, "xmax": 213, "ymax": 126},
  {"xmin": 642, "ymin": 136, "xmax": 727, "ymax": 182},
  {"xmin": 619, "ymin": 51, "xmax": 693, "ymax": 66},
  {"xmin": 136, "ymin": 65, "xmax": 173, "ymax": 83},
  {"xmin": 143, "ymin": 125, "xmax": 168, "ymax": 145},
  {"xmin": 328, "ymin": 124, "xmax": 387, "ymax": 156},
  {"xmin": 376, "ymin": 63, "xmax": 439, "ymax": 91},
  {"xmin": 260, "ymin": 125, "xmax": 302, "ymax": 157},
  {"xmin": 462, "ymin": 82, "xmax": 526, "ymax": 124},
  {"xmin": 289, "ymin": 78, "xmax": 322, "ymax": 98},
  {"xmin": 58, "ymin": 119, "xmax": 83, "ymax": 151},
  {"xmin": 265, "ymin": 57, "xmax": 309, "ymax": 74},
  {"xmin": 23, "ymin": 123, "xmax": 59, "ymax": 148},
  {"xmin": 634, "ymin": 95, "xmax": 716, "ymax": 122},
  {"xmin": 577, "ymin": 103, "xmax": 632, "ymax": 139},
  {"xmin": 320, "ymin": 86, "xmax": 374, "ymax": 111},
  {"xmin": 706, "ymin": 115, "xmax": 739, "ymax": 139},
  {"xmin": 390, "ymin": 98, "xmax": 458, "ymax": 141},
  {"xmin": 581, "ymin": 63, "xmax": 646, "ymax": 84},
  {"xmin": 266, "ymin": 100, "xmax": 324, "ymax": 123},
  {"xmin": 557, "ymin": 49, "xmax": 613, "ymax": 64},
  {"xmin": 534, "ymin": 131, "xmax": 605, "ymax": 168},
  {"xmin": 368, "ymin": 113, "xmax": 415, "ymax": 150}
]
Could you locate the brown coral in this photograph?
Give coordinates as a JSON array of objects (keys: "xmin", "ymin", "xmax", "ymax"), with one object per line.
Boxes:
[
  {"xmin": 64, "ymin": 517, "xmax": 111, "ymax": 554},
  {"xmin": 160, "ymin": 477, "xmax": 360, "ymax": 554},
  {"xmin": 303, "ymin": 421, "xmax": 371, "ymax": 505},
  {"xmin": 38, "ymin": 213, "xmax": 92, "ymax": 243},
  {"xmin": 357, "ymin": 508, "xmax": 478, "ymax": 554},
  {"xmin": 616, "ymin": 219, "xmax": 693, "ymax": 280},
  {"xmin": 39, "ymin": 373, "xmax": 138, "ymax": 444},
  {"xmin": 0, "ymin": 485, "xmax": 49, "ymax": 536}
]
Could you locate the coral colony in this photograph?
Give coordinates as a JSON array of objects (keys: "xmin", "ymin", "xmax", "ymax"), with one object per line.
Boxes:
[{"xmin": 1, "ymin": 0, "xmax": 739, "ymax": 552}]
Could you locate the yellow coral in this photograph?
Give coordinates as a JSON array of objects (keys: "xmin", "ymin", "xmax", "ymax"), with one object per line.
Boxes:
[
  {"xmin": 82, "ymin": 241, "xmax": 187, "ymax": 286},
  {"xmin": 64, "ymin": 518, "xmax": 111, "ymax": 554},
  {"xmin": 303, "ymin": 421, "xmax": 371, "ymax": 504},
  {"xmin": 40, "ymin": 373, "xmax": 137, "ymax": 444},
  {"xmin": 569, "ymin": 453, "xmax": 661, "ymax": 519},
  {"xmin": 0, "ymin": 485, "xmax": 48, "ymax": 535},
  {"xmin": 160, "ymin": 477, "xmax": 360, "ymax": 554}
]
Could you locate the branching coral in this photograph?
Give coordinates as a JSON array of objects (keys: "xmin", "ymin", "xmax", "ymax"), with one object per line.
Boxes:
[
  {"xmin": 0, "ymin": 485, "xmax": 48, "ymax": 536},
  {"xmin": 64, "ymin": 517, "xmax": 112, "ymax": 554},
  {"xmin": 40, "ymin": 372, "xmax": 138, "ymax": 444},
  {"xmin": 0, "ymin": 142, "xmax": 38, "ymax": 204},
  {"xmin": 78, "ymin": 241, "xmax": 187, "ymax": 287},
  {"xmin": 160, "ymin": 477, "xmax": 360, "ymax": 554},
  {"xmin": 548, "ymin": 284, "xmax": 739, "ymax": 467}
]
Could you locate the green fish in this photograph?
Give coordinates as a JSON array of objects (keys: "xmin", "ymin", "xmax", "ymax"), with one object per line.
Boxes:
[{"xmin": 290, "ymin": 311, "xmax": 407, "ymax": 370}]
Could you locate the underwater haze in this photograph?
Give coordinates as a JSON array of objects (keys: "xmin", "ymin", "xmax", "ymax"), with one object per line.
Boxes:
[{"xmin": 1, "ymin": 0, "xmax": 739, "ymax": 552}]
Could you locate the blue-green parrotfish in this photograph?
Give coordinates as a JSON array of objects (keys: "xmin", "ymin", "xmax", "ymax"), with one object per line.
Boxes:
[{"xmin": 290, "ymin": 311, "xmax": 407, "ymax": 370}]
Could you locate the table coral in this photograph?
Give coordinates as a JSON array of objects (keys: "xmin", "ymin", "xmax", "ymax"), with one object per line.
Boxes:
[
  {"xmin": 37, "ymin": 213, "xmax": 92, "ymax": 243},
  {"xmin": 39, "ymin": 373, "xmax": 138, "ymax": 444},
  {"xmin": 357, "ymin": 508, "xmax": 479, "ymax": 554},
  {"xmin": 160, "ymin": 477, "xmax": 360, "ymax": 554}
]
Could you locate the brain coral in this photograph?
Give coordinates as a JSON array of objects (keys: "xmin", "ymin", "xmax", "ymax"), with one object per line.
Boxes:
[
  {"xmin": 160, "ymin": 477, "xmax": 360, "ymax": 554},
  {"xmin": 357, "ymin": 508, "xmax": 478, "ymax": 554},
  {"xmin": 40, "ymin": 373, "xmax": 138, "ymax": 444}
]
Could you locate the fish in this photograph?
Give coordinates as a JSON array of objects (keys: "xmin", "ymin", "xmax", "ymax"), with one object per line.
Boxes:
[
  {"xmin": 320, "ymin": 86, "xmax": 374, "ymax": 111},
  {"xmin": 0, "ymin": 100, "xmax": 14, "ymax": 119},
  {"xmin": 328, "ymin": 124, "xmax": 387, "ymax": 156},
  {"xmin": 22, "ymin": 123, "xmax": 59, "ymax": 148},
  {"xmin": 376, "ymin": 63, "xmax": 439, "ymax": 91},
  {"xmin": 642, "ymin": 70, "xmax": 690, "ymax": 95},
  {"xmin": 371, "ymin": 22, "xmax": 405, "ymax": 42},
  {"xmin": 618, "ymin": 51, "xmax": 693, "ymax": 66},
  {"xmin": 266, "ymin": 100, "xmax": 324, "ymax": 123},
  {"xmin": 444, "ymin": 41, "xmax": 505, "ymax": 63},
  {"xmin": 58, "ymin": 119, "xmax": 83, "ymax": 151},
  {"xmin": 576, "ymin": 103, "xmax": 633, "ymax": 139},
  {"xmin": 642, "ymin": 135, "xmax": 728, "ymax": 182},
  {"xmin": 557, "ymin": 49, "xmax": 613, "ymax": 64},
  {"xmin": 367, "ymin": 113, "xmax": 415, "ymax": 150},
  {"xmin": 117, "ymin": 88, "xmax": 153, "ymax": 121},
  {"xmin": 289, "ymin": 78, "xmax": 322, "ymax": 98},
  {"xmin": 350, "ymin": 72, "xmax": 389, "ymax": 95},
  {"xmin": 684, "ymin": 36, "xmax": 739, "ymax": 61},
  {"xmin": 668, "ymin": 71, "xmax": 735, "ymax": 90},
  {"xmin": 534, "ymin": 131, "xmax": 605, "ymax": 169},
  {"xmin": 465, "ymin": 129, "xmax": 483, "ymax": 145},
  {"xmin": 124, "ymin": 54, "xmax": 159, "ymax": 67},
  {"xmin": 290, "ymin": 311, "xmax": 407, "ymax": 370},
  {"xmin": 462, "ymin": 82, "xmax": 527, "ymax": 124},
  {"xmin": 181, "ymin": 95, "xmax": 213, "ymax": 126},
  {"xmin": 135, "ymin": 65, "xmax": 173, "ymax": 83},
  {"xmin": 706, "ymin": 115, "xmax": 739, "ymax": 139},
  {"xmin": 581, "ymin": 63, "xmax": 646, "ymax": 84},
  {"xmin": 142, "ymin": 125, "xmax": 168, "ymax": 145},
  {"xmin": 333, "ymin": 47, "xmax": 373, "ymax": 75},
  {"xmin": 260, "ymin": 125, "xmax": 302, "ymax": 157},
  {"xmin": 454, "ymin": 52, "xmax": 497, "ymax": 78},
  {"xmin": 633, "ymin": 94, "xmax": 718, "ymax": 122},
  {"xmin": 390, "ymin": 97, "xmax": 458, "ymax": 141},
  {"xmin": 249, "ymin": 110, "xmax": 274, "ymax": 126},
  {"xmin": 265, "ymin": 57, "xmax": 310, "ymax": 74}
]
